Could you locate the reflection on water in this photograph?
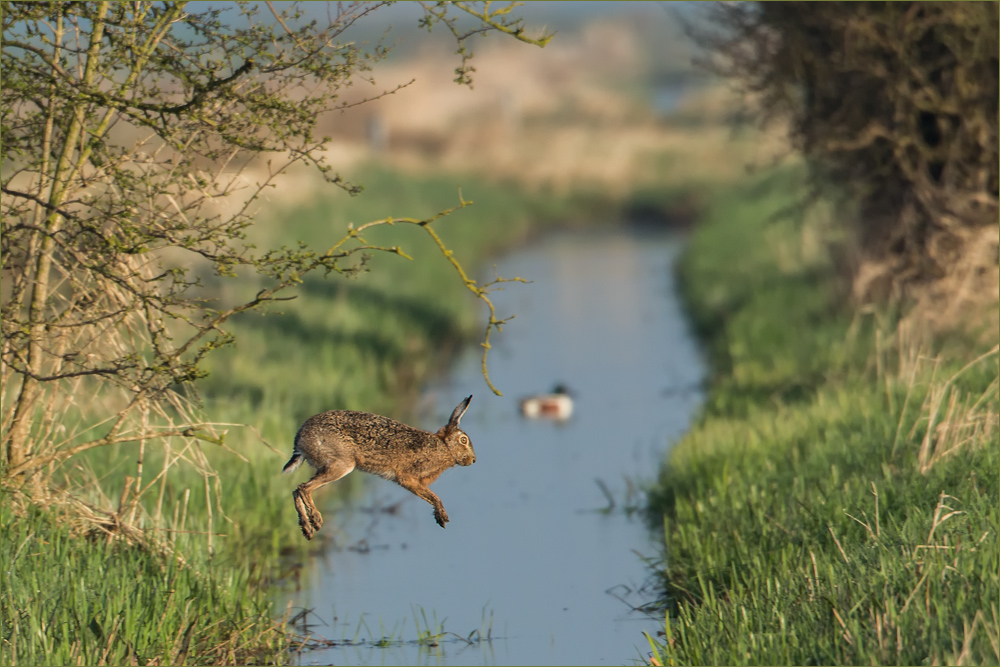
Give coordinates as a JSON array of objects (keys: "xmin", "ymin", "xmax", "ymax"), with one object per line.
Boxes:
[{"xmin": 279, "ymin": 228, "xmax": 705, "ymax": 666}]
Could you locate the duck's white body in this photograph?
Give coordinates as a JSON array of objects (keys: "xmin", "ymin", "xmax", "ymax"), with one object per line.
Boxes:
[{"xmin": 519, "ymin": 389, "xmax": 573, "ymax": 421}]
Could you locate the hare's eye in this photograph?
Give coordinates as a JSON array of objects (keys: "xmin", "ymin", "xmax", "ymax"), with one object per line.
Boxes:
[{"xmin": 459, "ymin": 435, "xmax": 468, "ymax": 444}]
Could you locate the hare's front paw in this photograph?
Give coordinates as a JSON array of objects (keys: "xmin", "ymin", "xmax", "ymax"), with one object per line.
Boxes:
[
  {"xmin": 293, "ymin": 492, "xmax": 311, "ymax": 540},
  {"xmin": 298, "ymin": 514, "xmax": 315, "ymax": 540},
  {"xmin": 434, "ymin": 508, "xmax": 449, "ymax": 528},
  {"xmin": 293, "ymin": 489, "xmax": 321, "ymax": 540}
]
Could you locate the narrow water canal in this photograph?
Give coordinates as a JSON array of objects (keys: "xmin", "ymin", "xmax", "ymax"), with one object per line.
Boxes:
[{"xmin": 280, "ymin": 227, "xmax": 706, "ymax": 665}]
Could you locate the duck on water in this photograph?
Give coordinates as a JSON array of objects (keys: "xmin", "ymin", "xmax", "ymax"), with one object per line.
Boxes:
[{"xmin": 519, "ymin": 384, "xmax": 574, "ymax": 421}]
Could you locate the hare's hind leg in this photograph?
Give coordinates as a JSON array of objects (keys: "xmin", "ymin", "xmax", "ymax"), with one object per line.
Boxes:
[
  {"xmin": 293, "ymin": 461, "xmax": 355, "ymax": 540},
  {"xmin": 397, "ymin": 475, "xmax": 449, "ymax": 528}
]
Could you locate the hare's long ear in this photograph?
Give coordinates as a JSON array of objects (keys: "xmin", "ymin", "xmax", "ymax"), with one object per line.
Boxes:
[{"xmin": 448, "ymin": 395, "xmax": 473, "ymax": 428}]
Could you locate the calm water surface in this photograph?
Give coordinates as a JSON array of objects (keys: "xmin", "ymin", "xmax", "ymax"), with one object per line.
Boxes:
[{"xmin": 279, "ymin": 227, "xmax": 705, "ymax": 665}]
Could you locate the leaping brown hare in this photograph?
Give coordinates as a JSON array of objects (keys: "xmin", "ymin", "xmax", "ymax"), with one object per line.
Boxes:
[{"xmin": 283, "ymin": 396, "xmax": 475, "ymax": 540}]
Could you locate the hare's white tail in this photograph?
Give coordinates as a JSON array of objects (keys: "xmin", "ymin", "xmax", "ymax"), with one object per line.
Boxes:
[{"xmin": 282, "ymin": 450, "xmax": 304, "ymax": 474}]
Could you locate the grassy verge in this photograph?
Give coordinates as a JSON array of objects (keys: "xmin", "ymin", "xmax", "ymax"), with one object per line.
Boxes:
[
  {"xmin": 645, "ymin": 170, "xmax": 999, "ymax": 665},
  {"xmin": 1, "ymin": 502, "xmax": 287, "ymax": 666},
  {"xmin": 0, "ymin": 164, "xmax": 593, "ymax": 666}
]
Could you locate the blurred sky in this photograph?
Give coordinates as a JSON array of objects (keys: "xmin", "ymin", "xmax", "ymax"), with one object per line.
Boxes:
[{"xmin": 229, "ymin": 1, "xmax": 704, "ymax": 81}]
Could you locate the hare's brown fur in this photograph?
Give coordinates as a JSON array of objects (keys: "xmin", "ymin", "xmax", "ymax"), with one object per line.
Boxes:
[{"xmin": 284, "ymin": 396, "xmax": 474, "ymax": 540}]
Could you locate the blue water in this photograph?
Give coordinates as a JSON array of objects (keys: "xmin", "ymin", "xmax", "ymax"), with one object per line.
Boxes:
[{"xmin": 278, "ymin": 227, "xmax": 705, "ymax": 665}]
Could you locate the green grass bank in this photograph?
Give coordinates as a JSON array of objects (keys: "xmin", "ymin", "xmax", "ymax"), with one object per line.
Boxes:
[
  {"xmin": 645, "ymin": 170, "xmax": 999, "ymax": 665},
  {"xmin": 0, "ymin": 165, "xmax": 597, "ymax": 666}
]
